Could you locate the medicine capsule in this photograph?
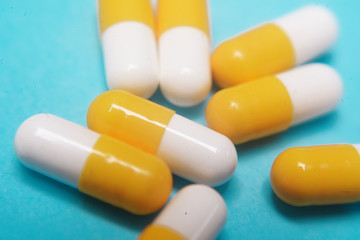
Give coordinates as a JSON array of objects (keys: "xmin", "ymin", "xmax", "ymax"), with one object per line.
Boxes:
[
  {"xmin": 14, "ymin": 114, "xmax": 172, "ymax": 215},
  {"xmin": 206, "ymin": 63, "xmax": 343, "ymax": 144},
  {"xmin": 87, "ymin": 90, "xmax": 237, "ymax": 186},
  {"xmin": 271, "ymin": 144, "xmax": 360, "ymax": 206},
  {"xmin": 138, "ymin": 184, "xmax": 227, "ymax": 240},
  {"xmin": 98, "ymin": 0, "xmax": 158, "ymax": 98},
  {"xmin": 157, "ymin": 0, "xmax": 211, "ymax": 107},
  {"xmin": 211, "ymin": 5, "xmax": 338, "ymax": 88}
]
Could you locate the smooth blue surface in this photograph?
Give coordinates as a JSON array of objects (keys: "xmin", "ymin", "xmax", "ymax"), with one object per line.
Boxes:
[{"xmin": 1, "ymin": 0, "xmax": 360, "ymax": 239}]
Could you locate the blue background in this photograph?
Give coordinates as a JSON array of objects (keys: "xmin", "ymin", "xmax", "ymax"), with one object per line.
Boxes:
[{"xmin": 1, "ymin": 0, "xmax": 360, "ymax": 239}]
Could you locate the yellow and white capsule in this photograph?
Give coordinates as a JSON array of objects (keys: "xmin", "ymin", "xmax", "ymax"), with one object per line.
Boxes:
[
  {"xmin": 211, "ymin": 5, "xmax": 338, "ymax": 88},
  {"xmin": 206, "ymin": 63, "xmax": 343, "ymax": 144},
  {"xmin": 14, "ymin": 114, "xmax": 172, "ymax": 215},
  {"xmin": 271, "ymin": 144, "xmax": 360, "ymax": 206},
  {"xmin": 157, "ymin": 0, "xmax": 211, "ymax": 107},
  {"xmin": 138, "ymin": 184, "xmax": 227, "ymax": 240},
  {"xmin": 98, "ymin": 0, "xmax": 158, "ymax": 98},
  {"xmin": 87, "ymin": 90, "xmax": 237, "ymax": 186}
]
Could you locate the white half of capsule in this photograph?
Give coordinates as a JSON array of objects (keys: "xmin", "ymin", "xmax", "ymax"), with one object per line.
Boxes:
[
  {"xmin": 156, "ymin": 114, "xmax": 238, "ymax": 186},
  {"xmin": 152, "ymin": 184, "xmax": 227, "ymax": 240},
  {"xmin": 101, "ymin": 22, "xmax": 159, "ymax": 99},
  {"xmin": 14, "ymin": 114, "xmax": 99, "ymax": 188},
  {"xmin": 159, "ymin": 27, "xmax": 212, "ymax": 107},
  {"xmin": 277, "ymin": 63, "xmax": 343, "ymax": 126},
  {"xmin": 273, "ymin": 5, "xmax": 338, "ymax": 65}
]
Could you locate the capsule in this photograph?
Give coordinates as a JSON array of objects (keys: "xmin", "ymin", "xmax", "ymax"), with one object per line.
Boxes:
[
  {"xmin": 98, "ymin": 0, "xmax": 158, "ymax": 98},
  {"xmin": 157, "ymin": 0, "xmax": 211, "ymax": 107},
  {"xmin": 87, "ymin": 90, "xmax": 237, "ymax": 186},
  {"xmin": 211, "ymin": 5, "xmax": 338, "ymax": 88},
  {"xmin": 138, "ymin": 184, "xmax": 227, "ymax": 240},
  {"xmin": 206, "ymin": 63, "xmax": 343, "ymax": 144},
  {"xmin": 271, "ymin": 144, "xmax": 360, "ymax": 206},
  {"xmin": 14, "ymin": 114, "xmax": 172, "ymax": 215}
]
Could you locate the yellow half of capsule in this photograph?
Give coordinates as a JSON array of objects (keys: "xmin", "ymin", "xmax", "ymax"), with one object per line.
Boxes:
[
  {"xmin": 87, "ymin": 90, "xmax": 175, "ymax": 154},
  {"xmin": 98, "ymin": 0, "xmax": 155, "ymax": 34},
  {"xmin": 211, "ymin": 23, "xmax": 295, "ymax": 88},
  {"xmin": 138, "ymin": 225, "xmax": 186, "ymax": 240},
  {"xmin": 78, "ymin": 134, "xmax": 172, "ymax": 215},
  {"xmin": 271, "ymin": 144, "xmax": 360, "ymax": 206},
  {"xmin": 206, "ymin": 76, "xmax": 293, "ymax": 144},
  {"xmin": 157, "ymin": 0, "xmax": 210, "ymax": 37}
]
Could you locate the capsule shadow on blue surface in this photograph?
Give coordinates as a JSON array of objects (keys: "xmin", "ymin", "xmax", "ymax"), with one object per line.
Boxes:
[
  {"xmin": 236, "ymin": 134, "xmax": 282, "ymax": 154},
  {"xmin": 236, "ymin": 110, "xmax": 340, "ymax": 154},
  {"xmin": 215, "ymin": 176, "xmax": 238, "ymax": 198},
  {"xmin": 263, "ymin": 178, "xmax": 360, "ymax": 220},
  {"xmin": 78, "ymin": 192, "xmax": 157, "ymax": 232},
  {"xmin": 309, "ymin": 51, "xmax": 334, "ymax": 65},
  {"xmin": 172, "ymin": 174, "xmax": 193, "ymax": 191},
  {"xmin": 286, "ymin": 111, "xmax": 340, "ymax": 137},
  {"xmin": 149, "ymin": 87, "xmax": 209, "ymax": 121},
  {"xmin": 16, "ymin": 156, "xmax": 157, "ymax": 231},
  {"xmin": 172, "ymin": 169, "xmax": 236, "ymax": 197}
]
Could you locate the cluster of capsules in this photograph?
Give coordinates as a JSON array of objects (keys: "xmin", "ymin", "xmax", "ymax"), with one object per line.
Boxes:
[{"xmin": 13, "ymin": 0, "xmax": 360, "ymax": 239}]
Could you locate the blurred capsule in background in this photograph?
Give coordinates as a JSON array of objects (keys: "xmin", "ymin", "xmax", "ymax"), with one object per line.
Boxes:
[
  {"xmin": 87, "ymin": 90, "xmax": 237, "ymax": 186},
  {"xmin": 206, "ymin": 63, "xmax": 343, "ymax": 144},
  {"xmin": 14, "ymin": 114, "xmax": 172, "ymax": 215},
  {"xmin": 138, "ymin": 184, "xmax": 227, "ymax": 240},
  {"xmin": 271, "ymin": 144, "xmax": 360, "ymax": 206},
  {"xmin": 157, "ymin": 0, "xmax": 211, "ymax": 107},
  {"xmin": 211, "ymin": 5, "xmax": 338, "ymax": 88},
  {"xmin": 98, "ymin": 0, "xmax": 158, "ymax": 98}
]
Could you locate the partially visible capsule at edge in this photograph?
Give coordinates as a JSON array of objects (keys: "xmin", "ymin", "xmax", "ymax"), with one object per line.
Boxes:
[
  {"xmin": 211, "ymin": 5, "xmax": 338, "ymax": 88},
  {"xmin": 271, "ymin": 144, "xmax": 360, "ymax": 206},
  {"xmin": 157, "ymin": 0, "xmax": 212, "ymax": 107},
  {"xmin": 138, "ymin": 184, "xmax": 227, "ymax": 240},
  {"xmin": 98, "ymin": 0, "xmax": 159, "ymax": 98},
  {"xmin": 206, "ymin": 63, "xmax": 343, "ymax": 144},
  {"xmin": 87, "ymin": 90, "xmax": 237, "ymax": 186},
  {"xmin": 14, "ymin": 113, "xmax": 172, "ymax": 215}
]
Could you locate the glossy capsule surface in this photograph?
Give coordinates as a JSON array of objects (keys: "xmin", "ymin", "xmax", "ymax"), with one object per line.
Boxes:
[
  {"xmin": 87, "ymin": 90, "xmax": 237, "ymax": 186},
  {"xmin": 138, "ymin": 184, "xmax": 227, "ymax": 240},
  {"xmin": 98, "ymin": 0, "xmax": 158, "ymax": 98},
  {"xmin": 206, "ymin": 63, "xmax": 343, "ymax": 144},
  {"xmin": 211, "ymin": 5, "xmax": 338, "ymax": 88},
  {"xmin": 271, "ymin": 144, "xmax": 360, "ymax": 206},
  {"xmin": 157, "ymin": 0, "xmax": 211, "ymax": 107},
  {"xmin": 14, "ymin": 114, "xmax": 172, "ymax": 214}
]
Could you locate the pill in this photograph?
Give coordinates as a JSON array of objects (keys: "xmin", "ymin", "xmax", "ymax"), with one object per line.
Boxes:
[
  {"xmin": 87, "ymin": 90, "xmax": 237, "ymax": 186},
  {"xmin": 211, "ymin": 5, "xmax": 338, "ymax": 88},
  {"xmin": 14, "ymin": 113, "xmax": 172, "ymax": 214},
  {"xmin": 206, "ymin": 63, "xmax": 343, "ymax": 144},
  {"xmin": 157, "ymin": 0, "xmax": 211, "ymax": 107},
  {"xmin": 98, "ymin": 0, "xmax": 158, "ymax": 98},
  {"xmin": 271, "ymin": 144, "xmax": 360, "ymax": 206},
  {"xmin": 138, "ymin": 184, "xmax": 227, "ymax": 240}
]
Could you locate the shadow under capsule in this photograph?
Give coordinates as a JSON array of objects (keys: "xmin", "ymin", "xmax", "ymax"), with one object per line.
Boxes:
[
  {"xmin": 235, "ymin": 110, "xmax": 340, "ymax": 154},
  {"xmin": 308, "ymin": 51, "xmax": 335, "ymax": 65},
  {"xmin": 262, "ymin": 178, "xmax": 360, "ymax": 221},
  {"xmin": 149, "ymin": 87, "xmax": 210, "ymax": 121},
  {"xmin": 15, "ymin": 155, "xmax": 157, "ymax": 231},
  {"xmin": 172, "ymin": 170, "xmax": 238, "ymax": 198}
]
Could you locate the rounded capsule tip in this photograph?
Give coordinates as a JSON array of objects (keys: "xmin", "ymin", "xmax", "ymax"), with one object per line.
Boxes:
[
  {"xmin": 271, "ymin": 145, "xmax": 360, "ymax": 206},
  {"xmin": 106, "ymin": 69, "xmax": 158, "ymax": 99},
  {"xmin": 270, "ymin": 147, "xmax": 310, "ymax": 206},
  {"xmin": 211, "ymin": 41, "xmax": 244, "ymax": 89},
  {"xmin": 160, "ymin": 72, "xmax": 211, "ymax": 107},
  {"xmin": 205, "ymin": 89, "xmax": 244, "ymax": 144},
  {"xmin": 14, "ymin": 113, "xmax": 46, "ymax": 165},
  {"xmin": 209, "ymin": 135, "xmax": 238, "ymax": 186}
]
